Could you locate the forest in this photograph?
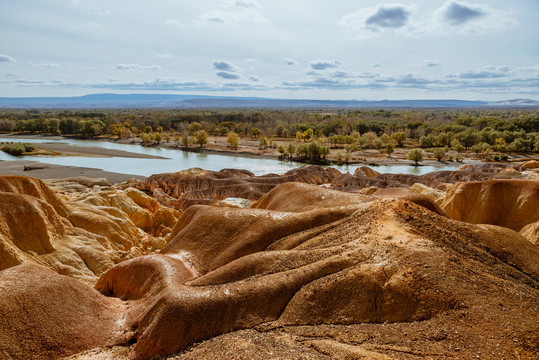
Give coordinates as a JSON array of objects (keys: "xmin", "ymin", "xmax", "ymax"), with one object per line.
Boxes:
[{"xmin": 1, "ymin": 108, "xmax": 538, "ymax": 162}]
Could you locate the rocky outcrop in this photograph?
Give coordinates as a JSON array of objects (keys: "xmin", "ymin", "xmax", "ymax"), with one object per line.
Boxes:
[
  {"xmin": 440, "ymin": 179, "xmax": 539, "ymax": 233},
  {"xmin": 372, "ymin": 187, "xmax": 446, "ymax": 216},
  {"xmin": 520, "ymin": 221, "xmax": 539, "ymax": 245},
  {"xmin": 133, "ymin": 166, "xmax": 340, "ymax": 210},
  {"xmin": 354, "ymin": 166, "xmax": 380, "ymax": 178},
  {"xmin": 0, "ymin": 176, "xmax": 181, "ymax": 283},
  {"xmin": 410, "ymin": 182, "xmax": 447, "ymax": 204},
  {"xmin": 522, "ymin": 160, "xmax": 539, "ymax": 169}
]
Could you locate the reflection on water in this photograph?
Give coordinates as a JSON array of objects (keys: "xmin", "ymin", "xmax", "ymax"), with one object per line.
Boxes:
[{"xmin": 0, "ymin": 137, "xmax": 459, "ymax": 176}]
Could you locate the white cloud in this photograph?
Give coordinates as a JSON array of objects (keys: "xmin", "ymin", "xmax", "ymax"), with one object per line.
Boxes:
[
  {"xmin": 213, "ymin": 60, "xmax": 236, "ymax": 72},
  {"xmin": 415, "ymin": 1, "xmax": 517, "ymax": 36},
  {"xmin": 198, "ymin": 0, "xmax": 268, "ymax": 25},
  {"xmin": 164, "ymin": 19, "xmax": 186, "ymax": 27},
  {"xmin": 115, "ymin": 64, "xmax": 161, "ymax": 71},
  {"xmin": 309, "ymin": 59, "xmax": 341, "ymax": 71},
  {"xmin": 155, "ymin": 54, "xmax": 173, "ymax": 59},
  {"xmin": 220, "ymin": 0, "xmax": 260, "ymax": 9},
  {"xmin": 423, "ymin": 60, "xmax": 442, "ymax": 67},
  {"xmin": 38, "ymin": 63, "xmax": 61, "ymax": 69},
  {"xmin": 438, "ymin": 1, "xmax": 485, "ymax": 25},
  {"xmin": 0, "ymin": 55, "xmax": 16, "ymax": 63},
  {"xmin": 339, "ymin": 4, "xmax": 414, "ymax": 36},
  {"xmin": 340, "ymin": 1, "xmax": 517, "ymax": 37},
  {"xmin": 70, "ymin": 0, "xmax": 110, "ymax": 16},
  {"xmin": 216, "ymin": 71, "xmax": 240, "ymax": 79},
  {"xmin": 455, "ymin": 65, "xmax": 513, "ymax": 79},
  {"xmin": 284, "ymin": 58, "xmax": 298, "ymax": 66},
  {"xmin": 518, "ymin": 64, "xmax": 539, "ymax": 73}
]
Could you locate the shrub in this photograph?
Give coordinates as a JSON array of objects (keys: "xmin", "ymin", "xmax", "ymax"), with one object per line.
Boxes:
[
  {"xmin": 385, "ymin": 144, "xmax": 394, "ymax": 157},
  {"xmin": 433, "ymin": 147, "xmax": 446, "ymax": 161},
  {"xmin": 2, "ymin": 142, "xmax": 36, "ymax": 156},
  {"xmin": 407, "ymin": 148, "xmax": 423, "ymax": 165},
  {"xmin": 296, "ymin": 141, "xmax": 329, "ymax": 162}
]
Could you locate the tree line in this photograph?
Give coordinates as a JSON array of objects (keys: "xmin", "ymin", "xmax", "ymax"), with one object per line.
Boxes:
[{"xmin": 0, "ymin": 108, "xmax": 538, "ymax": 157}]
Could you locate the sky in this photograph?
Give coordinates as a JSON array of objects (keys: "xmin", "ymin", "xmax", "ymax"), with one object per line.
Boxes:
[{"xmin": 0, "ymin": 0, "xmax": 538, "ymax": 100}]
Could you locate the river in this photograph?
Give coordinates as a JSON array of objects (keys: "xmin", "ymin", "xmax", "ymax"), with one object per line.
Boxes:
[{"xmin": 0, "ymin": 137, "xmax": 460, "ymax": 177}]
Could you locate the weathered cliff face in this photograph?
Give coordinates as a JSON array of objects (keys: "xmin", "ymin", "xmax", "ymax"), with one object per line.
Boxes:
[
  {"xmin": 0, "ymin": 176, "xmax": 181, "ymax": 283},
  {"xmin": 439, "ymin": 179, "xmax": 539, "ymax": 233}
]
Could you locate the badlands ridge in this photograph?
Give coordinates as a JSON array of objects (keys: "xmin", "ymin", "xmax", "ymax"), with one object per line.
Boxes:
[{"xmin": 0, "ymin": 162, "xmax": 538, "ymax": 359}]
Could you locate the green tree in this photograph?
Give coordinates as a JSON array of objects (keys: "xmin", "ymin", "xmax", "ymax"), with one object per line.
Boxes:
[
  {"xmin": 451, "ymin": 138, "xmax": 465, "ymax": 153},
  {"xmin": 181, "ymin": 133, "xmax": 191, "ymax": 148},
  {"xmin": 408, "ymin": 148, "xmax": 423, "ymax": 166},
  {"xmin": 287, "ymin": 143, "xmax": 296, "ymax": 158},
  {"xmin": 433, "ymin": 147, "xmax": 446, "ymax": 161},
  {"xmin": 436, "ymin": 132, "xmax": 450, "ymax": 147},
  {"xmin": 278, "ymin": 144, "xmax": 285, "ymax": 157},
  {"xmin": 385, "ymin": 144, "xmax": 394, "ymax": 157},
  {"xmin": 419, "ymin": 134, "xmax": 436, "ymax": 148}
]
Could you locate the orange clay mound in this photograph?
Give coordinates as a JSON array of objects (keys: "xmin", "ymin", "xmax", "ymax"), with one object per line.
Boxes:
[
  {"xmin": 0, "ymin": 263, "xmax": 130, "ymax": 360},
  {"xmin": 0, "ymin": 175, "xmax": 181, "ymax": 283},
  {"xmin": 251, "ymin": 182, "xmax": 372, "ymax": 212},
  {"xmin": 84, "ymin": 182, "xmax": 539, "ymax": 360},
  {"xmin": 440, "ymin": 179, "xmax": 539, "ymax": 233},
  {"xmin": 133, "ymin": 165, "xmax": 340, "ymax": 210},
  {"xmin": 331, "ymin": 170, "xmax": 444, "ymax": 190},
  {"xmin": 372, "ymin": 187, "xmax": 446, "ymax": 216}
]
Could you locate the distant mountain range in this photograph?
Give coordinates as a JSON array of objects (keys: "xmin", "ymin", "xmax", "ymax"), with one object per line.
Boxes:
[{"xmin": 0, "ymin": 93, "xmax": 538, "ymax": 109}]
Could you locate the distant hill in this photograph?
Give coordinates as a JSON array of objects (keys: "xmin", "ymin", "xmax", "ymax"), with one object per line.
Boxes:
[{"xmin": 0, "ymin": 93, "xmax": 538, "ymax": 109}]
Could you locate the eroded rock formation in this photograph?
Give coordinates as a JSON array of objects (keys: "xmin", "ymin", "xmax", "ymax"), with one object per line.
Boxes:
[
  {"xmin": 132, "ymin": 166, "xmax": 340, "ymax": 210},
  {"xmin": 90, "ymin": 183, "xmax": 538, "ymax": 359},
  {"xmin": 0, "ymin": 176, "xmax": 181, "ymax": 283},
  {"xmin": 1, "ymin": 168, "xmax": 538, "ymax": 360},
  {"xmin": 439, "ymin": 179, "xmax": 539, "ymax": 233}
]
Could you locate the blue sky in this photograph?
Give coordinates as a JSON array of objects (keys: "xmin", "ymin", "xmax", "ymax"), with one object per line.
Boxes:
[{"xmin": 0, "ymin": 0, "xmax": 538, "ymax": 100}]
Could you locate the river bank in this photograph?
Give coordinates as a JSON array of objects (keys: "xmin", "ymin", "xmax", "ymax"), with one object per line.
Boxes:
[
  {"xmin": 3, "ymin": 133, "xmax": 537, "ymax": 180},
  {"xmin": 0, "ymin": 160, "xmax": 145, "ymax": 183},
  {"xmin": 0, "ymin": 133, "xmax": 468, "ymax": 167}
]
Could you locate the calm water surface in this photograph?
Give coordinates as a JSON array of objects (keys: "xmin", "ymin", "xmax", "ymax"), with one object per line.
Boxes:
[{"xmin": 0, "ymin": 137, "xmax": 459, "ymax": 176}]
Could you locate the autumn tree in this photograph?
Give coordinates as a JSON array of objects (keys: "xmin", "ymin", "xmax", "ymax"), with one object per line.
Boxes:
[
  {"xmin": 194, "ymin": 130, "xmax": 208, "ymax": 147},
  {"xmin": 391, "ymin": 132, "xmax": 406, "ymax": 147},
  {"xmin": 227, "ymin": 131, "xmax": 239, "ymax": 150}
]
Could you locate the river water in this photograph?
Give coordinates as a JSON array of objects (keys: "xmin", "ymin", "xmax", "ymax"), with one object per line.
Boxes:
[{"xmin": 0, "ymin": 137, "xmax": 459, "ymax": 177}]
